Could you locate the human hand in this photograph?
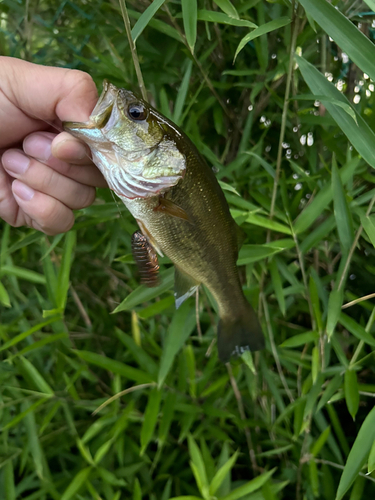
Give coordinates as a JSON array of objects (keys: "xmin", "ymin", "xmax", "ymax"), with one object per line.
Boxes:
[{"xmin": 0, "ymin": 57, "xmax": 107, "ymax": 235}]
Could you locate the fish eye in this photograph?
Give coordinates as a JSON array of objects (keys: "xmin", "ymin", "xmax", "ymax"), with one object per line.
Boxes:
[{"xmin": 128, "ymin": 104, "xmax": 147, "ymax": 121}]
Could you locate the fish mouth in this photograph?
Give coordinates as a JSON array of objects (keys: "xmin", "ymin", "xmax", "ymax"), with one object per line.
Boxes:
[{"xmin": 63, "ymin": 80, "xmax": 118, "ymax": 132}]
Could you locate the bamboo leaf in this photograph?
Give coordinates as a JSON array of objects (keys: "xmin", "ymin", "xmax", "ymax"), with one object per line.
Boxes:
[
  {"xmin": 61, "ymin": 467, "xmax": 92, "ymax": 500},
  {"xmin": 24, "ymin": 402, "xmax": 45, "ymax": 479},
  {"xmin": 326, "ymin": 289, "xmax": 344, "ymax": 339},
  {"xmin": 234, "ymin": 18, "xmax": 291, "ymax": 62},
  {"xmin": 269, "ymin": 258, "xmax": 286, "ymax": 316},
  {"xmin": 336, "ymin": 406, "xmax": 375, "ymax": 499},
  {"xmin": 294, "ymin": 158, "xmax": 359, "ymax": 234},
  {"xmin": 368, "ymin": 439, "xmax": 375, "ymax": 474},
  {"xmin": 197, "ymin": 10, "xmax": 255, "ymax": 28},
  {"xmin": 4, "ymin": 461, "xmax": 16, "ymax": 500},
  {"xmin": 238, "ymin": 242, "xmax": 293, "ymax": 265},
  {"xmin": 298, "ymin": 0, "xmax": 375, "ymax": 83},
  {"xmin": 344, "ymin": 369, "xmax": 359, "ymax": 421},
  {"xmin": 212, "ymin": 0, "xmax": 239, "ymax": 19},
  {"xmin": 243, "ymin": 213, "xmax": 291, "ymax": 234},
  {"xmin": 0, "ymin": 280, "xmax": 10, "ymax": 307},
  {"xmin": 316, "ymin": 374, "xmax": 342, "ymax": 413},
  {"xmin": 173, "ymin": 60, "xmax": 193, "ymax": 125},
  {"xmin": 296, "ymin": 55, "xmax": 375, "ymax": 170},
  {"xmin": 0, "ymin": 316, "xmax": 60, "ymax": 353},
  {"xmin": 209, "ymin": 450, "xmax": 239, "ymax": 496},
  {"xmin": 220, "ymin": 468, "xmax": 276, "ymax": 500},
  {"xmin": 17, "ymin": 356, "xmax": 54, "ymax": 395},
  {"xmin": 311, "ymin": 426, "xmax": 331, "ymax": 457},
  {"xmin": 339, "ymin": 313, "xmax": 375, "ymax": 347},
  {"xmin": 158, "ymin": 301, "xmax": 196, "ymax": 387},
  {"xmin": 140, "ymin": 387, "xmax": 162, "ymax": 455},
  {"xmin": 182, "ymin": 0, "xmax": 197, "ymax": 52},
  {"xmin": 0, "ymin": 265, "xmax": 46, "ymax": 284},
  {"xmin": 113, "ymin": 267, "xmax": 174, "ymax": 312},
  {"xmin": 332, "ymin": 157, "xmax": 354, "ymax": 252},
  {"xmin": 292, "ymin": 94, "xmax": 357, "ymax": 124},
  {"xmin": 360, "ymin": 214, "xmax": 375, "ymax": 248},
  {"xmin": 158, "ymin": 391, "xmax": 176, "ymax": 446},
  {"xmin": 74, "ymin": 350, "xmax": 154, "ymax": 384},
  {"xmin": 131, "ymin": 0, "xmax": 167, "ymax": 42},
  {"xmin": 1, "ymin": 397, "xmax": 49, "ymax": 431},
  {"xmin": 188, "ymin": 435, "xmax": 209, "ymax": 497},
  {"xmin": 309, "ymin": 275, "xmax": 323, "ymax": 333},
  {"xmin": 363, "ymin": 0, "xmax": 375, "ymax": 11},
  {"xmin": 133, "ymin": 478, "xmax": 142, "ymax": 500},
  {"xmin": 280, "ymin": 331, "xmax": 319, "ymax": 348},
  {"xmin": 56, "ymin": 230, "xmax": 76, "ymax": 310}
]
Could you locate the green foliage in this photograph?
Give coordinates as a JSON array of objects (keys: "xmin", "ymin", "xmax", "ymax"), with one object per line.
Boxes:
[{"xmin": 1, "ymin": 0, "xmax": 375, "ymax": 499}]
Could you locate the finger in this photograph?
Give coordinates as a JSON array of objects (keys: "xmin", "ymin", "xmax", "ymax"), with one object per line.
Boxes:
[
  {"xmin": 0, "ymin": 57, "xmax": 98, "ymax": 145},
  {"xmin": 23, "ymin": 132, "xmax": 107, "ymax": 188},
  {"xmin": 2, "ymin": 149, "xmax": 96, "ymax": 210},
  {"xmin": 51, "ymin": 131, "xmax": 92, "ymax": 165},
  {"xmin": 0, "ymin": 156, "xmax": 20, "ymax": 226},
  {"xmin": 0, "ymin": 57, "xmax": 98, "ymax": 121},
  {"xmin": 12, "ymin": 180, "xmax": 75, "ymax": 235}
]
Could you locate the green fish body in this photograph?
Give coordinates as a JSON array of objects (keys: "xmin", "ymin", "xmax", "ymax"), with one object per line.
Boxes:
[{"xmin": 64, "ymin": 81, "xmax": 264, "ymax": 361}]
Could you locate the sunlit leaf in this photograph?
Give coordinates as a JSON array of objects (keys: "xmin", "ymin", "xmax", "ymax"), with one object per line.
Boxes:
[
  {"xmin": 296, "ymin": 55, "xmax": 375, "ymax": 170},
  {"xmin": 299, "ymin": 0, "xmax": 375, "ymax": 82},
  {"xmin": 131, "ymin": 0, "xmax": 167, "ymax": 42}
]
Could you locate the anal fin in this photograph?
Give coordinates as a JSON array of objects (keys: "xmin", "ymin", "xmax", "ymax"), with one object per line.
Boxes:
[{"xmin": 174, "ymin": 267, "xmax": 200, "ymax": 308}]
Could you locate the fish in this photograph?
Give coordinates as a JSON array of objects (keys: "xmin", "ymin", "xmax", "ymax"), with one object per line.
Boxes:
[{"xmin": 63, "ymin": 80, "xmax": 265, "ymax": 362}]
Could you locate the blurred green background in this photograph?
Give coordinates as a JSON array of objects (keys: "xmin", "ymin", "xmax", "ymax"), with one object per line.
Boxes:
[{"xmin": 1, "ymin": 0, "xmax": 375, "ymax": 499}]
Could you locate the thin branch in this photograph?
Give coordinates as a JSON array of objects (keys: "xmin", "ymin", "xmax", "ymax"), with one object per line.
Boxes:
[
  {"xmin": 119, "ymin": 0, "xmax": 148, "ymax": 101},
  {"xmin": 226, "ymin": 362, "xmax": 258, "ymax": 473},
  {"xmin": 314, "ymin": 458, "xmax": 375, "ymax": 484},
  {"xmin": 337, "ymin": 193, "xmax": 375, "ymax": 291},
  {"xmin": 342, "ymin": 292, "xmax": 375, "ymax": 309},
  {"xmin": 70, "ymin": 285, "xmax": 92, "ymax": 328},
  {"xmin": 92, "ymin": 383, "xmax": 156, "ymax": 415},
  {"xmin": 269, "ymin": 0, "xmax": 299, "ymax": 225},
  {"xmin": 162, "ymin": 2, "xmax": 232, "ymax": 121},
  {"xmin": 261, "ymin": 294, "xmax": 294, "ymax": 403}
]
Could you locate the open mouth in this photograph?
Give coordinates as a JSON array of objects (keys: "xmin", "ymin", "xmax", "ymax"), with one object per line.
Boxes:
[{"xmin": 63, "ymin": 80, "xmax": 118, "ymax": 132}]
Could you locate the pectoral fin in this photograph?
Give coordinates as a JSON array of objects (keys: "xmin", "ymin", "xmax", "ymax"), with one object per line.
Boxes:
[
  {"xmin": 154, "ymin": 197, "xmax": 191, "ymax": 222},
  {"xmin": 174, "ymin": 267, "xmax": 200, "ymax": 308}
]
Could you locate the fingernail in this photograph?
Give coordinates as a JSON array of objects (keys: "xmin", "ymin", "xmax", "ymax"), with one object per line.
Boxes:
[
  {"xmin": 3, "ymin": 150, "xmax": 30, "ymax": 175},
  {"xmin": 24, "ymin": 134, "xmax": 52, "ymax": 161},
  {"xmin": 12, "ymin": 180, "xmax": 35, "ymax": 201}
]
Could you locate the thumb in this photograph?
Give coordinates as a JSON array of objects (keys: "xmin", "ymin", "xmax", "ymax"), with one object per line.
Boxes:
[{"xmin": 0, "ymin": 57, "xmax": 98, "ymax": 123}]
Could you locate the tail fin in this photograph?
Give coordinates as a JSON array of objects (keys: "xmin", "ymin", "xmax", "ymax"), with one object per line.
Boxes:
[{"xmin": 217, "ymin": 304, "xmax": 264, "ymax": 362}]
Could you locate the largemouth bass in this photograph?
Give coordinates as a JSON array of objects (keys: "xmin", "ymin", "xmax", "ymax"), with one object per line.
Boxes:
[{"xmin": 64, "ymin": 81, "xmax": 264, "ymax": 361}]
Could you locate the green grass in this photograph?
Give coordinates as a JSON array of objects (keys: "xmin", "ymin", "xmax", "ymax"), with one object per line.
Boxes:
[{"xmin": 1, "ymin": 0, "xmax": 375, "ymax": 499}]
